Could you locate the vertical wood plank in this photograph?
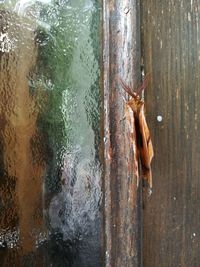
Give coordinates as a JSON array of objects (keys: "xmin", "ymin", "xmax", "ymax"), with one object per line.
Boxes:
[
  {"xmin": 103, "ymin": 0, "xmax": 142, "ymax": 266},
  {"xmin": 141, "ymin": 1, "xmax": 200, "ymax": 266}
]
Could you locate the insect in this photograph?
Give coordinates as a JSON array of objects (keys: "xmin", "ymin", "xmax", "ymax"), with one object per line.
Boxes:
[{"xmin": 120, "ymin": 74, "xmax": 154, "ymax": 188}]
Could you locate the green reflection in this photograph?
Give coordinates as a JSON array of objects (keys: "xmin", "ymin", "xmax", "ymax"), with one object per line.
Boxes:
[{"xmin": 0, "ymin": 0, "xmax": 101, "ymax": 266}]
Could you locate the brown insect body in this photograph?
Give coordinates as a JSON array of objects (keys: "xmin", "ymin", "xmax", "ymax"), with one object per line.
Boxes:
[{"xmin": 121, "ymin": 76, "xmax": 154, "ymax": 188}]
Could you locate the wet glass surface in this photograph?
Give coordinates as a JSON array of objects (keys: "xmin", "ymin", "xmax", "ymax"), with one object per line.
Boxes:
[{"xmin": 0, "ymin": 0, "xmax": 102, "ymax": 266}]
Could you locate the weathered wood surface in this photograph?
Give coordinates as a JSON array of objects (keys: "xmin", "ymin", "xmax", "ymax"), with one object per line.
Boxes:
[
  {"xmin": 141, "ymin": 1, "xmax": 200, "ymax": 266},
  {"xmin": 102, "ymin": 0, "xmax": 142, "ymax": 266}
]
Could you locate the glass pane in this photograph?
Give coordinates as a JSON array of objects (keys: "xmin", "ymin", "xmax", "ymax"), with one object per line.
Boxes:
[{"xmin": 0, "ymin": 0, "xmax": 102, "ymax": 266}]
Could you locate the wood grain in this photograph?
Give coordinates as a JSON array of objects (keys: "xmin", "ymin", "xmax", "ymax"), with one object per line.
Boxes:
[
  {"xmin": 141, "ymin": 1, "xmax": 200, "ymax": 266},
  {"xmin": 103, "ymin": 0, "xmax": 142, "ymax": 266}
]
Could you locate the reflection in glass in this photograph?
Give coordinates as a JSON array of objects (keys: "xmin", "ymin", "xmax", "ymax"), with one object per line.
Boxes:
[{"xmin": 0, "ymin": 0, "xmax": 102, "ymax": 266}]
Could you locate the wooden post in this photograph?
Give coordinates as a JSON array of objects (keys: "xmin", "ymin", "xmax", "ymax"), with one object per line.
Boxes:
[
  {"xmin": 141, "ymin": 0, "xmax": 200, "ymax": 266},
  {"xmin": 103, "ymin": 1, "xmax": 142, "ymax": 266}
]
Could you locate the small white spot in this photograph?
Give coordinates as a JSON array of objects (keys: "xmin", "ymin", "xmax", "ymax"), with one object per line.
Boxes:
[
  {"xmin": 160, "ymin": 40, "xmax": 163, "ymax": 49},
  {"xmin": 193, "ymin": 233, "xmax": 196, "ymax": 237},
  {"xmin": 157, "ymin": 115, "xmax": 163, "ymax": 122},
  {"xmin": 173, "ymin": 196, "xmax": 176, "ymax": 200},
  {"xmin": 0, "ymin": 33, "xmax": 13, "ymax": 53},
  {"xmin": 148, "ymin": 187, "xmax": 152, "ymax": 196},
  {"xmin": 106, "ymin": 251, "xmax": 110, "ymax": 260},
  {"xmin": 188, "ymin": 12, "xmax": 191, "ymax": 22},
  {"xmin": 124, "ymin": 7, "xmax": 130, "ymax": 14}
]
